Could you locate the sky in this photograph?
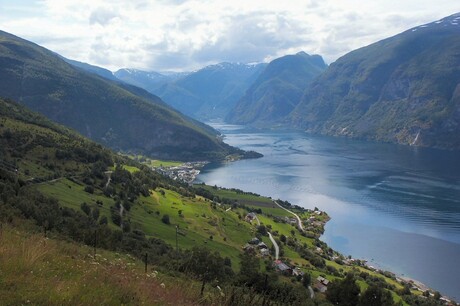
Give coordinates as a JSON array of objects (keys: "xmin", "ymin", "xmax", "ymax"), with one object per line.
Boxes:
[{"xmin": 0, "ymin": 0, "xmax": 458, "ymax": 72}]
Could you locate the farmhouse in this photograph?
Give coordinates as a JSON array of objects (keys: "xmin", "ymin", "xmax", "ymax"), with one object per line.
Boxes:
[
  {"xmin": 245, "ymin": 212, "xmax": 257, "ymax": 223},
  {"xmin": 257, "ymin": 242, "xmax": 268, "ymax": 249},
  {"xmin": 314, "ymin": 276, "xmax": 330, "ymax": 292},
  {"xmin": 274, "ymin": 260, "xmax": 292, "ymax": 275}
]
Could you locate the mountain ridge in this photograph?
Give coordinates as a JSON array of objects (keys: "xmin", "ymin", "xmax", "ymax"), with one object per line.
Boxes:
[
  {"xmin": 0, "ymin": 29, "xmax": 242, "ymax": 161},
  {"xmin": 287, "ymin": 13, "xmax": 460, "ymax": 150}
]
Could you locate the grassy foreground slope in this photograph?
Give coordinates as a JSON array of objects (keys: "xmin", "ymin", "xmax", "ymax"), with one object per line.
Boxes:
[{"xmin": 0, "ymin": 224, "xmax": 200, "ymax": 305}]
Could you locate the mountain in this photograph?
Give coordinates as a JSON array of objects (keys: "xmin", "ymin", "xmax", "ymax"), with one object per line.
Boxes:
[
  {"xmin": 152, "ymin": 62, "xmax": 267, "ymax": 120},
  {"xmin": 226, "ymin": 52, "xmax": 327, "ymax": 125},
  {"xmin": 0, "ymin": 30, "xmax": 242, "ymax": 161},
  {"xmin": 114, "ymin": 68, "xmax": 188, "ymax": 93},
  {"xmin": 62, "ymin": 57, "xmax": 118, "ymax": 81},
  {"xmin": 289, "ymin": 13, "xmax": 460, "ymax": 149}
]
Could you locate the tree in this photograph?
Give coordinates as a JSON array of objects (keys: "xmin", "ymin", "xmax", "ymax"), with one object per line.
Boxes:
[
  {"xmin": 80, "ymin": 202, "xmax": 91, "ymax": 215},
  {"xmin": 161, "ymin": 214, "xmax": 170, "ymax": 225},
  {"xmin": 358, "ymin": 284, "xmax": 395, "ymax": 306},
  {"xmin": 326, "ymin": 273, "xmax": 360, "ymax": 306},
  {"xmin": 399, "ymin": 284, "xmax": 411, "ymax": 296},
  {"xmin": 257, "ymin": 225, "xmax": 268, "ymax": 236},
  {"xmin": 280, "ymin": 234, "xmax": 287, "ymax": 243},
  {"xmin": 99, "ymin": 216, "xmax": 108, "ymax": 225},
  {"xmin": 92, "ymin": 207, "xmax": 100, "ymax": 220},
  {"xmin": 180, "ymin": 247, "xmax": 232, "ymax": 296},
  {"xmin": 237, "ymin": 252, "xmax": 260, "ymax": 283},
  {"xmin": 84, "ymin": 185, "xmax": 94, "ymax": 194},
  {"xmin": 302, "ymin": 273, "xmax": 311, "ymax": 288}
]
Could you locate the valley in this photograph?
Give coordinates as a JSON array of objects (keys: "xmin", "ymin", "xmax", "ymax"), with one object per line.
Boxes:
[{"xmin": 0, "ymin": 6, "xmax": 459, "ymax": 306}]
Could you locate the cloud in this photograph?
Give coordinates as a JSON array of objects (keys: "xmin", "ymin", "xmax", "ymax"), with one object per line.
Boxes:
[
  {"xmin": 0, "ymin": 0, "xmax": 458, "ymax": 71},
  {"xmin": 89, "ymin": 7, "xmax": 119, "ymax": 26}
]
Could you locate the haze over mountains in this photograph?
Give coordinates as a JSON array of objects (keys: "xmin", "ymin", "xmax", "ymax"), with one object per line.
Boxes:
[
  {"xmin": 116, "ymin": 62, "xmax": 267, "ymax": 120},
  {"xmin": 114, "ymin": 69, "xmax": 189, "ymax": 94}
]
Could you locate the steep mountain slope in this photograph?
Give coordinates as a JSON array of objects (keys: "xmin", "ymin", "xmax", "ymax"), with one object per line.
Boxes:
[
  {"xmin": 114, "ymin": 69, "xmax": 188, "ymax": 93},
  {"xmin": 62, "ymin": 57, "xmax": 118, "ymax": 81},
  {"xmin": 0, "ymin": 30, "xmax": 239, "ymax": 161},
  {"xmin": 226, "ymin": 52, "xmax": 327, "ymax": 125},
  {"xmin": 289, "ymin": 13, "xmax": 460, "ymax": 149},
  {"xmin": 153, "ymin": 62, "xmax": 267, "ymax": 120}
]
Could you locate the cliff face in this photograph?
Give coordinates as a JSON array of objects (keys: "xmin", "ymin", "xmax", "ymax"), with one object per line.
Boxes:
[{"xmin": 288, "ymin": 14, "xmax": 460, "ymax": 149}]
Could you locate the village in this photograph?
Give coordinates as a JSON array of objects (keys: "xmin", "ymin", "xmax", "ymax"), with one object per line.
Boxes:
[{"xmin": 154, "ymin": 161, "xmax": 208, "ymax": 184}]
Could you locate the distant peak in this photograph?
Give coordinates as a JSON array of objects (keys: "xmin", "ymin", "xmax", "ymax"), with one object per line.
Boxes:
[
  {"xmin": 200, "ymin": 61, "xmax": 262, "ymax": 72},
  {"xmin": 411, "ymin": 12, "xmax": 460, "ymax": 32}
]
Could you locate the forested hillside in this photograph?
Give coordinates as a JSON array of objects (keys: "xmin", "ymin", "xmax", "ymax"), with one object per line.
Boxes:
[{"xmin": 0, "ymin": 30, "xmax": 240, "ymax": 161}]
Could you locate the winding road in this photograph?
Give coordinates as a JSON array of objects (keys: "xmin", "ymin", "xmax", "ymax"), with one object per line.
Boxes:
[{"xmin": 274, "ymin": 200, "xmax": 304, "ymax": 232}]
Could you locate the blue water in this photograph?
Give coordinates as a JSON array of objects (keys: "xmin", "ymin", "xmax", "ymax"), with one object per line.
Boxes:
[{"xmin": 196, "ymin": 122, "xmax": 460, "ymax": 300}]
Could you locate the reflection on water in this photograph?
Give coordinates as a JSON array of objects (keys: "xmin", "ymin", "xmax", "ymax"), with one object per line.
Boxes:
[{"xmin": 197, "ymin": 122, "xmax": 460, "ymax": 299}]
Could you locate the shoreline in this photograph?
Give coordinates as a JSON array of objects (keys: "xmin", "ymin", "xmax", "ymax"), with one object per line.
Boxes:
[
  {"xmin": 318, "ymin": 218, "xmax": 457, "ymax": 302},
  {"xmin": 188, "ymin": 172, "xmax": 459, "ymax": 303}
]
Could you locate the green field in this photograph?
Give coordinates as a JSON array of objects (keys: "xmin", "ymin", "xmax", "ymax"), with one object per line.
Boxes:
[
  {"xmin": 120, "ymin": 153, "xmax": 183, "ymax": 168},
  {"xmin": 150, "ymin": 160, "xmax": 183, "ymax": 168},
  {"xmin": 128, "ymin": 188, "xmax": 254, "ymax": 268},
  {"xmin": 36, "ymin": 179, "xmax": 117, "ymax": 229},
  {"xmin": 195, "ymin": 185, "xmax": 294, "ymax": 217},
  {"xmin": 121, "ymin": 165, "xmax": 140, "ymax": 173},
  {"xmin": 37, "ymin": 180, "xmax": 254, "ymax": 269}
]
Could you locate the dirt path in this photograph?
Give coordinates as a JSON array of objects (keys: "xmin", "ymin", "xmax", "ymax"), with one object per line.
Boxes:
[
  {"xmin": 268, "ymin": 232, "xmax": 279, "ymax": 260},
  {"xmin": 104, "ymin": 171, "xmax": 112, "ymax": 189}
]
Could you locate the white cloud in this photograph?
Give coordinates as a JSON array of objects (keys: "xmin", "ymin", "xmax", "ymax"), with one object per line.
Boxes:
[
  {"xmin": 0, "ymin": 0, "xmax": 458, "ymax": 71},
  {"xmin": 89, "ymin": 7, "xmax": 120, "ymax": 26}
]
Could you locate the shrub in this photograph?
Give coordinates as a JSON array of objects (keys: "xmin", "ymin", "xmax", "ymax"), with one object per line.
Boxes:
[{"xmin": 161, "ymin": 214, "xmax": 170, "ymax": 225}]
